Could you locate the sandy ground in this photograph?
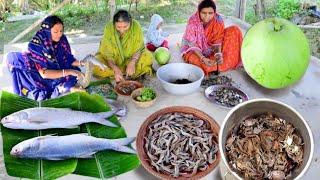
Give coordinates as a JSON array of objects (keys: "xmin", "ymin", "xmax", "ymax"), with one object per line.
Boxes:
[{"xmin": 0, "ymin": 17, "xmax": 319, "ymax": 180}]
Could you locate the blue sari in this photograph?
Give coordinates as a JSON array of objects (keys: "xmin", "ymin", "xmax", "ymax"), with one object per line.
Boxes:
[{"xmin": 6, "ymin": 19, "xmax": 79, "ymax": 101}]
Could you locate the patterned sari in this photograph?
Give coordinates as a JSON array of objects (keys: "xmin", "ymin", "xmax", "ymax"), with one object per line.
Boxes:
[
  {"xmin": 93, "ymin": 19, "xmax": 153, "ymax": 78},
  {"xmin": 181, "ymin": 12, "xmax": 243, "ymax": 75},
  {"xmin": 6, "ymin": 18, "xmax": 79, "ymax": 101}
]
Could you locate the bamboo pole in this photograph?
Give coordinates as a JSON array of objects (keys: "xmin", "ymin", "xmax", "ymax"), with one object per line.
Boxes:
[{"xmin": 9, "ymin": 0, "xmax": 72, "ymax": 44}]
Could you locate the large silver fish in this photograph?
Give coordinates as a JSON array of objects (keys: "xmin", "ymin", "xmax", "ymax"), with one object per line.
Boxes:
[
  {"xmin": 83, "ymin": 54, "xmax": 107, "ymax": 70},
  {"xmin": 1, "ymin": 107, "xmax": 118, "ymax": 130},
  {"xmin": 10, "ymin": 134, "xmax": 136, "ymax": 160}
]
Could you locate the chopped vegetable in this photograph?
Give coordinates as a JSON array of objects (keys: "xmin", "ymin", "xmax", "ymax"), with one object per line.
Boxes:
[{"xmin": 135, "ymin": 87, "xmax": 156, "ymax": 102}]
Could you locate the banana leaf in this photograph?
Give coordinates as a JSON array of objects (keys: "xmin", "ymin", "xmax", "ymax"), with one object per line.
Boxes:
[
  {"xmin": 0, "ymin": 91, "xmax": 79, "ymax": 180},
  {"xmin": 0, "ymin": 91, "xmax": 140, "ymax": 179},
  {"xmin": 66, "ymin": 92, "xmax": 140, "ymax": 178}
]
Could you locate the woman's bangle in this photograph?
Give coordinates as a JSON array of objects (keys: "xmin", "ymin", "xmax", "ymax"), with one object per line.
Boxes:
[{"xmin": 62, "ymin": 69, "xmax": 65, "ymax": 77}]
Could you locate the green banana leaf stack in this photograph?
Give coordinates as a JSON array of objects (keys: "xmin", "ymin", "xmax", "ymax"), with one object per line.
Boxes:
[{"xmin": 0, "ymin": 90, "xmax": 140, "ymax": 180}]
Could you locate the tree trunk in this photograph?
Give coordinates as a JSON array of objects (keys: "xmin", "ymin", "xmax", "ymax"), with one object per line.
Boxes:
[
  {"xmin": 254, "ymin": 0, "xmax": 266, "ymax": 20},
  {"xmin": 129, "ymin": 0, "xmax": 133, "ymax": 13},
  {"xmin": 235, "ymin": 0, "xmax": 247, "ymax": 21},
  {"xmin": 19, "ymin": 0, "xmax": 29, "ymax": 14},
  {"xmin": 0, "ymin": 0, "xmax": 5, "ymax": 21},
  {"xmin": 0, "ymin": 0, "xmax": 5, "ymax": 13},
  {"xmin": 109, "ymin": 0, "xmax": 116, "ymax": 19},
  {"xmin": 135, "ymin": 0, "xmax": 138, "ymax": 12}
]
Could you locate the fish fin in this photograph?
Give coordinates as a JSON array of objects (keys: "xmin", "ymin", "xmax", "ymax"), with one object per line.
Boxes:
[
  {"xmin": 109, "ymin": 137, "xmax": 136, "ymax": 146},
  {"xmin": 45, "ymin": 157, "xmax": 66, "ymax": 160},
  {"xmin": 110, "ymin": 145, "xmax": 137, "ymax": 154},
  {"xmin": 79, "ymin": 133, "xmax": 89, "ymax": 136},
  {"xmin": 64, "ymin": 125, "xmax": 79, "ymax": 129},
  {"xmin": 97, "ymin": 119, "xmax": 118, "ymax": 127},
  {"xmin": 37, "ymin": 134, "xmax": 58, "ymax": 139},
  {"xmin": 97, "ymin": 109, "xmax": 117, "ymax": 119},
  {"xmin": 78, "ymin": 152, "xmax": 96, "ymax": 158}
]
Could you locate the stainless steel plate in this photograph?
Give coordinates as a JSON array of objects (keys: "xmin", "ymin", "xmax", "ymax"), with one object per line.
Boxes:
[{"xmin": 204, "ymin": 85, "xmax": 249, "ymax": 109}]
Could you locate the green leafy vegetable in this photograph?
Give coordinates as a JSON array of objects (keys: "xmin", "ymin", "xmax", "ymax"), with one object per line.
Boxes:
[{"xmin": 135, "ymin": 88, "xmax": 156, "ymax": 102}]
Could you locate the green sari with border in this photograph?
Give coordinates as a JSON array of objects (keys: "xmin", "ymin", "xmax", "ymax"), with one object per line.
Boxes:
[{"xmin": 94, "ymin": 20, "xmax": 153, "ymax": 78}]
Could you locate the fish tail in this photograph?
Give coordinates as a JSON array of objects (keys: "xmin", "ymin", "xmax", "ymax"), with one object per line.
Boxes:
[
  {"xmin": 96, "ymin": 110, "xmax": 118, "ymax": 127},
  {"xmin": 97, "ymin": 109, "xmax": 117, "ymax": 119},
  {"xmin": 109, "ymin": 137, "xmax": 136, "ymax": 146},
  {"xmin": 109, "ymin": 143, "xmax": 137, "ymax": 154}
]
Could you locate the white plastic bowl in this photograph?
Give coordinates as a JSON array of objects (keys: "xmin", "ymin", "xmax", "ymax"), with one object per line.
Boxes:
[{"xmin": 156, "ymin": 63, "xmax": 204, "ymax": 95}]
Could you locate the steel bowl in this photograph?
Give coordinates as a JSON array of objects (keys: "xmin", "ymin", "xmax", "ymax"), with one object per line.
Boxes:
[
  {"xmin": 219, "ymin": 98, "xmax": 314, "ymax": 180},
  {"xmin": 204, "ymin": 85, "xmax": 249, "ymax": 109}
]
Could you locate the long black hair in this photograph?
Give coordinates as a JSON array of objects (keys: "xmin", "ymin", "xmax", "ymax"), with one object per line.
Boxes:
[
  {"xmin": 198, "ymin": 0, "xmax": 217, "ymax": 13},
  {"xmin": 113, "ymin": 9, "xmax": 132, "ymax": 24}
]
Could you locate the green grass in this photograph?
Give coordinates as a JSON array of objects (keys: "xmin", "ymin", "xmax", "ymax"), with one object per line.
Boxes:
[
  {"xmin": 2, "ymin": 19, "xmax": 40, "ymax": 54},
  {"xmin": 131, "ymin": 1, "xmax": 196, "ymax": 24}
]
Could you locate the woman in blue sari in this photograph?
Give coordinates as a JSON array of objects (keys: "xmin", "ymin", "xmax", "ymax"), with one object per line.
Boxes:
[{"xmin": 6, "ymin": 16, "xmax": 84, "ymax": 101}]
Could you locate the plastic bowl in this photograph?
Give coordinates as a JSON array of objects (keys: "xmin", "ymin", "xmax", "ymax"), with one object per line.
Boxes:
[{"xmin": 156, "ymin": 63, "xmax": 204, "ymax": 95}]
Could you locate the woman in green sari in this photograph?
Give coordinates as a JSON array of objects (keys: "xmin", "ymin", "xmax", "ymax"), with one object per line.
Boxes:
[{"xmin": 94, "ymin": 10, "xmax": 153, "ymax": 82}]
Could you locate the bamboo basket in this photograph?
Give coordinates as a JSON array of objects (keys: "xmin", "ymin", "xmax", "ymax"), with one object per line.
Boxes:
[
  {"xmin": 136, "ymin": 106, "xmax": 221, "ymax": 180},
  {"xmin": 131, "ymin": 88, "xmax": 157, "ymax": 108}
]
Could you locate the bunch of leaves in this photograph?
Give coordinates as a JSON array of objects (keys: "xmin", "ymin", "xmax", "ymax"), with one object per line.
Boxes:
[
  {"xmin": 135, "ymin": 87, "xmax": 156, "ymax": 102},
  {"xmin": 56, "ymin": 2, "xmax": 107, "ymax": 29},
  {"xmin": 272, "ymin": 0, "xmax": 301, "ymax": 20}
]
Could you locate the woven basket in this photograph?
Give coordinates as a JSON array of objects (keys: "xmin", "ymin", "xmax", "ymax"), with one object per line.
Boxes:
[
  {"xmin": 136, "ymin": 106, "xmax": 221, "ymax": 180},
  {"xmin": 131, "ymin": 88, "xmax": 157, "ymax": 108},
  {"xmin": 114, "ymin": 80, "xmax": 143, "ymax": 96}
]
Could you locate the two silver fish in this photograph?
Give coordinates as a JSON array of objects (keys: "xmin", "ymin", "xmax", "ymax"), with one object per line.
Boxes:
[
  {"xmin": 11, "ymin": 134, "xmax": 136, "ymax": 160},
  {"xmin": 1, "ymin": 107, "xmax": 118, "ymax": 130}
]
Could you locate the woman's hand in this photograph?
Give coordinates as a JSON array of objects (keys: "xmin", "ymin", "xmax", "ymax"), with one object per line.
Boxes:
[
  {"xmin": 114, "ymin": 68, "xmax": 124, "ymax": 82},
  {"xmin": 126, "ymin": 60, "xmax": 136, "ymax": 77},
  {"xmin": 214, "ymin": 53, "xmax": 223, "ymax": 65},
  {"xmin": 201, "ymin": 57, "xmax": 215, "ymax": 66},
  {"xmin": 66, "ymin": 69, "xmax": 85, "ymax": 81}
]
